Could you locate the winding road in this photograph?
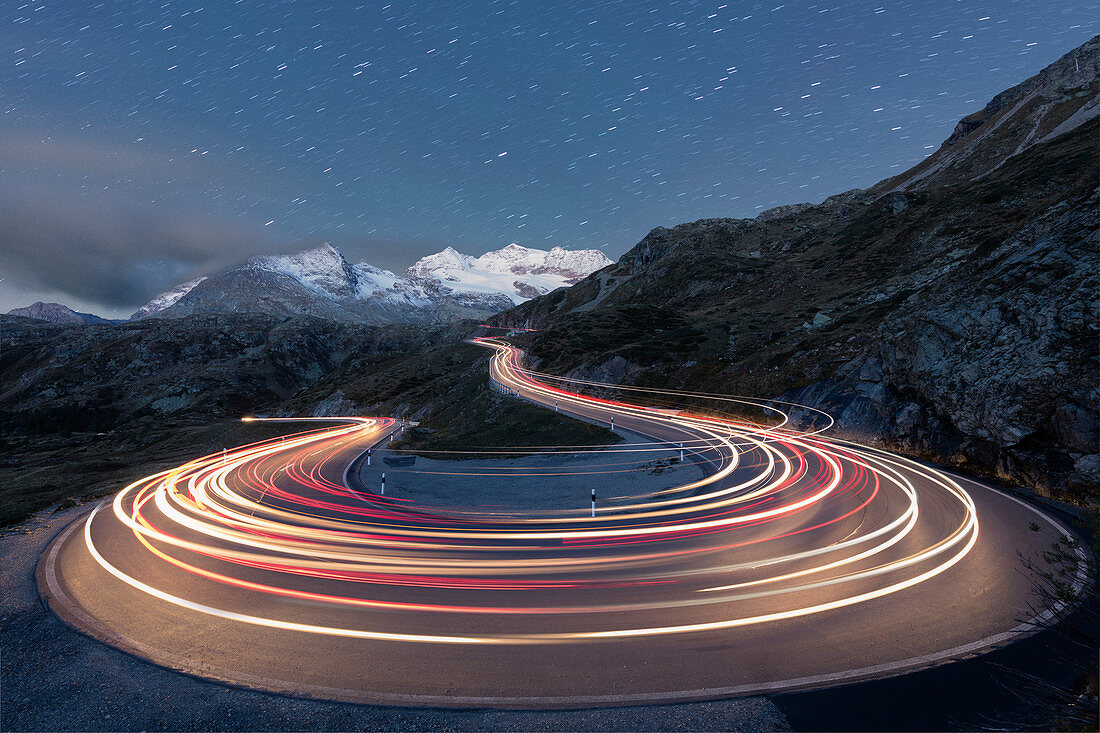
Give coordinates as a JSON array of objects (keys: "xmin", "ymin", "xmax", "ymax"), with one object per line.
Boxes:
[{"xmin": 38, "ymin": 337, "xmax": 1086, "ymax": 708}]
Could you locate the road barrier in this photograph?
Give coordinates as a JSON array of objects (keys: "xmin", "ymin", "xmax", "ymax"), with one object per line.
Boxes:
[{"xmin": 489, "ymin": 374, "xmax": 518, "ymax": 398}]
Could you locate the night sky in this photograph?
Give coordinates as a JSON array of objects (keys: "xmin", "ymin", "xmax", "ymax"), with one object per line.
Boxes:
[{"xmin": 3, "ymin": 1, "xmax": 1097, "ymax": 315}]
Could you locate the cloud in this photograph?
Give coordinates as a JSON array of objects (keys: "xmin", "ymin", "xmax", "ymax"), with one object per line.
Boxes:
[
  {"xmin": 0, "ymin": 130, "xmax": 463, "ymax": 314},
  {"xmin": 0, "ymin": 130, "xmax": 298, "ymax": 313},
  {"xmin": 0, "ymin": 189, "xmax": 286, "ymax": 310}
]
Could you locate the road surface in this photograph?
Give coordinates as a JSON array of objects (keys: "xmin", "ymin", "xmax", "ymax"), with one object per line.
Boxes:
[{"xmin": 37, "ymin": 338, "xmax": 1087, "ymax": 708}]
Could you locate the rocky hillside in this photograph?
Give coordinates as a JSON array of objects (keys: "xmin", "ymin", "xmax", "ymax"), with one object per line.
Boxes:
[
  {"xmin": 0, "ymin": 310, "xmax": 492, "ymax": 524},
  {"xmin": 0, "ymin": 311, "xmax": 593, "ymax": 524},
  {"xmin": 491, "ymin": 38, "xmax": 1099, "ymax": 498},
  {"xmin": 0, "ymin": 314, "xmax": 466, "ymax": 435}
]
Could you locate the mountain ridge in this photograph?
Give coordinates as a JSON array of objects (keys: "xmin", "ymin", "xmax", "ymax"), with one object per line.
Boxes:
[
  {"xmin": 875, "ymin": 35, "xmax": 1098, "ymax": 192},
  {"xmin": 5, "ymin": 301, "xmax": 120, "ymax": 325},
  {"xmin": 144, "ymin": 241, "xmax": 611, "ymax": 324},
  {"xmin": 7, "ymin": 242, "xmax": 613, "ymax": 326}
]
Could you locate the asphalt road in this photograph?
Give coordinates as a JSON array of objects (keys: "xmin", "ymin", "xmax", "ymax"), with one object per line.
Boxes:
[{"xmin": 37, "ymin": 338, "xmax": 1087, "ymax": 709}]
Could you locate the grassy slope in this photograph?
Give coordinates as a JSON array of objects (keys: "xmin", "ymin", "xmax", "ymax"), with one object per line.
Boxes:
[
  {"xmin": 0, "ymin": 317, "xmax": 476, "ymax": 526},
  {"xmin": 392, "ymin": 366, "xmax": 620, "ymax": 457}
]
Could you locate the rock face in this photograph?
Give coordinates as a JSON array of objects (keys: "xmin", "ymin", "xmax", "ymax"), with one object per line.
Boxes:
[
  {"xmin": 789, "ymin": 188, "xmax": 1099, "ymax": 491},
  {"xmin": 492, "ymin": 37, "xmax": 1099, "ymax": 496},
  {"xmin": 6, "ymin": 302, "xmax": 116, "ymax": 325},
  {"xmin": 136, "ymin": 242, "xmax": 611, "ymax": 324}
]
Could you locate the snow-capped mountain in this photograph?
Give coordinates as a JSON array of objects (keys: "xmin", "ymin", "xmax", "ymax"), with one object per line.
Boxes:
[
  {"xmin": 477, "ymin": 243, "xmax": 612, "ymax": 280},
  {"xmin": 404, "ymin": 246, "xmax": 476, "ymax": 279},
  {"xmin": 132, "ymin": 242, "xmax": 612, "ymax": 324},
  {"xmin": 405, "ymin": 243, "xmax": 613, "ymax": 303},
  {"xmin": 250, "ymin": 246, "xmax": 358, "ymax": 300}
]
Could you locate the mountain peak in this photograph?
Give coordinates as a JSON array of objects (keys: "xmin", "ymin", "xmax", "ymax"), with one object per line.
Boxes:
[
  {"xmin": 877, "ymin": 35, "xmax": 1099, "ymax": 192},
  {"xmin": 249, "ymin": 243, "xmax": 357, "ymax": 300},
  {"xmin": 405, "ymin": 243, "xmax": 613, "ymax": 303},
  {"xmin": 405, "ymin": 247, "xmax": 477, "ymax": 278},
  {"xmin": 7, "ymin": 301, "xmax": 114, "ymax": 325},
  {"xmin": 133, "ymin": 240, "xmax": 614, "ymax": 323}
]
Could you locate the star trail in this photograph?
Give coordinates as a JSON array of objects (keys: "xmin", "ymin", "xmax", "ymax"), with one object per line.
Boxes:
[{"xmin": 2, "ymin": 0, "xmax": 1097, "ymax": 313}]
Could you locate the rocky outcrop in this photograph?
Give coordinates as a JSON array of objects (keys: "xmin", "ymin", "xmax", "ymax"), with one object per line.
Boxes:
[{"xmin": 781, "ymin": 158, "xmax": 1098, "ymax": 495}]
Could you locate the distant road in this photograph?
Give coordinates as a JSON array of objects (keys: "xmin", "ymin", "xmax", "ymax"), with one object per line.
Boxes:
[{"xmin": 38, "ymin": 339, "xmax": 1086, "ymax": 708}]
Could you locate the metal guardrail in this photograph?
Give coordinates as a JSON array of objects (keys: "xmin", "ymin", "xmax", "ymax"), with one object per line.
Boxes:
[{"xmin": 489, "ymin": 372, "xmax": 518, "ymax": 398}]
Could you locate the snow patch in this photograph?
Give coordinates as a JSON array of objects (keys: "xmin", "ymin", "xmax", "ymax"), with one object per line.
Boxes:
[{"xmin": 130, "ymin": 277, "xmax": 207, "ymax": 320}]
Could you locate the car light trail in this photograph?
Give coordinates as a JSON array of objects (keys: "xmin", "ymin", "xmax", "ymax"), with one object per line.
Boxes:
[{"xmin": 72, "ymin": 337, "xmax": 985, "ymax": 647}]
